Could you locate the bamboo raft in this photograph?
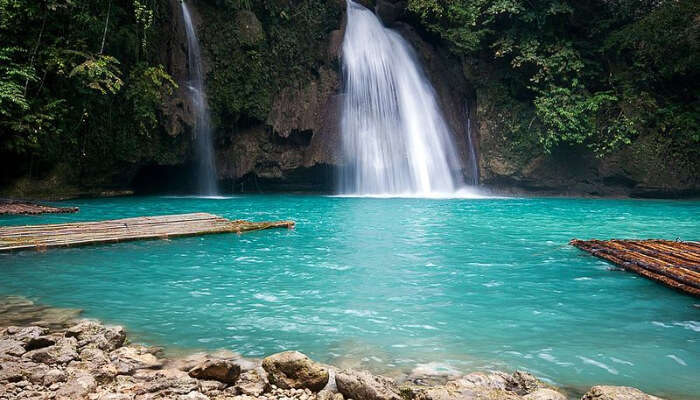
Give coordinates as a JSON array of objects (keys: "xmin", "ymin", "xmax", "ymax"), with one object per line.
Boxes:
[
  {"xmin": 0, "ymin": 199, "xmax": 78, "ymax": 215},
  {"xmin": 0, "ymin": 213, "xmax": 294, "ymax": 252},
  {"xmin": 570, "ymin": 239, "xmax": 700, "ymax": 297}
]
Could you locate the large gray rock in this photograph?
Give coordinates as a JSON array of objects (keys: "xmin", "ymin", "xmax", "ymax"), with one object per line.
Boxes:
[
  {"xmin": 335, "ymin": 369, "xmax": 401, "ymax": 400},
  {"xmin": 66, "ymin": 320, "xmax": 126, "ymax": 352},
  {"xmin": 581, "ymin": 386, "xmax": 664, "ymax": 400},
  {"xmin": 262, "ymin": 351, "xmax": 329, "ymax": 391},
  {"xmin": 188, "ymin": 359, "xmax": 241, "ymax": 384}
]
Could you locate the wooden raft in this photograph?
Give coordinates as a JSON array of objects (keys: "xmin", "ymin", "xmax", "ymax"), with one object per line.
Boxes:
[
  {"xmin": 570, "ymin": 239, "xmax": 700, "ymax": 297},
  {"xmin": 0, "ymin": 213, "xmax": 294, "ymax": 252},
  {"xmin": 0, "ymin": 199, "xmax": 78, "ymax": 215}
]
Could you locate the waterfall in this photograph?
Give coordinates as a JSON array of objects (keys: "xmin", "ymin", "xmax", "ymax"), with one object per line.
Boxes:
[
  {"xmin": 339, "ymin": 0, "xmax": 463, "ymax": 196},
  {"xmin": 465, "ymin": 104, "xmax": 479, "ymax": 185},
  {"xmin": 181, "ymin": 1, "xmax": 217, "ymax": 195}
]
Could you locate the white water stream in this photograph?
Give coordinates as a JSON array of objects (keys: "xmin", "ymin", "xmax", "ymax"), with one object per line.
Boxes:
[
  {"xmin": 182, "ymin": 2, "xmax": 218, "ymax": 195},
  {"xmin": 340, "ymin": 0, "xmax": 465, "ymax": 196}
]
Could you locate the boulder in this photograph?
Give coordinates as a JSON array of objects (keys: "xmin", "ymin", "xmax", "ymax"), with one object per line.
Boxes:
[
  {"xmin": 25, "ymin": 335, "xmax": 57, "ymax": 351},
  {"xmin": 66, "ymin": 320, "xmax": 126, "ymax": 352},
  {"xmin": 262, "ymin": 351, "xmax": 329, "ymax": 391},
  {"xmin": 5, "ymin": 326, "xmax": 47, "ymax": 344},
  {"xmin": 0, "ymin": 361, "xmax": 23, "ymax": 382},
  {"xmin": 507, "ymin": 371, "xmax": 547, "ymax": 395},
  {"xmin": 524, "ymin": 388, "xmax": 567, "ymax": 400},
  {"xmin": 448, "ymin": 372, "xmax": 510, "ymax": 391},
  {"xmin": 235, "ymin": 369, "xmax": 270, "ymax": 396},
  {"xmin": 110, "ymin": 345, "xmax": 163, "ymax": 375},
  {"xmin": 55, "ymin": 372, "xmax": 97, "ymax": 399},
  {"xmin": 335, "ymin": 369, "xmax": 401, "ymax": 400},
  {"xmin": 0, "ymin": 339, "xmax": 25, "ymax": 357},
  {"xmin": 188, "ymin": 359, "xmax": 241, "ymax": 384},
  {"xmin": 582, "ymin": 386, "xmax": 664, "ymax": 400},
  {"xmin": 22, "ymin": 337, "xmax": 78, "ymax": 365},
  {"xmin": 43, "ymin": 368, "xmax": 67, "ymax": 386}
]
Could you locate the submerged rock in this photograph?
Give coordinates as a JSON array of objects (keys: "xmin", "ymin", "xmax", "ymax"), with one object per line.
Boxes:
[
  {"xmin": 262, "ymin": 351, "xmax": 329, "ymax": 391},
  {"xmin": 581, "ymin": 385, "xmax": 664, "ymax": 400}
]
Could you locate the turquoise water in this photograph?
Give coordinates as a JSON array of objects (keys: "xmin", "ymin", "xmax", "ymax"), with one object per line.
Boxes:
[{"xmin": 0, "ymin": 195, "xmax": 698, "ymax": 398}]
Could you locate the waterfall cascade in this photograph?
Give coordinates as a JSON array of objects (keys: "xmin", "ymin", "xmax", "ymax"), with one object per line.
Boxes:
[
  {"xmin": 181, "ymin": 2, "xmax": 217, "ymax": 195},
  {"xmin": 340, "ymin": 0, "xmax": 465, "ymax": 196},
  {"xmin": 465, "ymin": 104, "xmax": 479, "ymax": 186}
]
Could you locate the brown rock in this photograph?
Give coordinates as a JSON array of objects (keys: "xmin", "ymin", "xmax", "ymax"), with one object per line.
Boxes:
[
  {"xmin": 188, "ymin": 359, "xmax": 241, "ymax": 384},
  {"xmin": 23, "ymin": 337, "xmax": 78, "ymax": 365},
  {"xmin": 235, "ymin": 369, "xmax": 270, "ymax": 396},
  {"xmin": 0, "ymin": 361, "xmax": 23, "ymax": 382},
  {"xmin": 43, "ymin": 368, "xmax": 67, "ymax": 386},
  {"xmin": 66, "ymin": 320, "xmax": 126, "ymax": 351},
  {"xmin": 262, "ymin": 351, "xmax": 329, "ymax": 391},
  {"xmin": 0, "ymin": 339, "xmax": 25, "ymax": 357},
  {"xmin": 335, "ymin": 369, "xmax": 401, "ymax": 400},
  {"xmin": 448, "ymin": 372, "xmax": 510, "ymax": 391},
  {"xmin": 110, "ymin": 345, "xmax": 163, "ymax": 375},
  {"xmin": 581, "ymin": 385, "xmax": 664, "ymax": 400},
  {"xmin": 507, "ymin": 371, "xmax": 547, "ymax": 395},
  {"xmin": 55, "ymin": 372, "xmax": 97, "ymax": 399},
  {"xmin": 6, "ymin": 326, "xmax": 47, "ymax": 344}
]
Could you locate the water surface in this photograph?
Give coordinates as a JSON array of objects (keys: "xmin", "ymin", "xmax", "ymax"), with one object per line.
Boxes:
[{"xmin": 0, "ymin": 195, "xmax": 698, "ymax": 398}]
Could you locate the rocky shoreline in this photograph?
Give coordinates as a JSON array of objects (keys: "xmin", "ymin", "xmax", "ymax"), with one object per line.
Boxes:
[{"xmin": 0, "ymin": 318, "xmax": 666, "ymax": 400}]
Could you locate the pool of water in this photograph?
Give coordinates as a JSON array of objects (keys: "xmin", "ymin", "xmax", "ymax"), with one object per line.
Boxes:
[{"xmin": 0, "ymin": 195, "xmax": 698, "ymax": 398}]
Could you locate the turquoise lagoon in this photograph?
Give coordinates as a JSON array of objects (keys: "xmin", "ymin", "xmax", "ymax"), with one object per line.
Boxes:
[{"xmin": 0, "ymin": 195, "xmax": 698, "ymax": 398}]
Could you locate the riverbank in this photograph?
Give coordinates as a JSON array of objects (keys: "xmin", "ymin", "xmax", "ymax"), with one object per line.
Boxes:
[{"xmin": 0, "ymin": 317, "xmax": 667, "ymax": 400}]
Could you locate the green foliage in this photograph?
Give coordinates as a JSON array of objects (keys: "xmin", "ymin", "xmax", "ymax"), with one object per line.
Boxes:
[
  {"xmin": 408, "ymin": 0, "xmax": 699, "ymax": 158},
  {"xmin": 68, "ymin": 52, "xmax": 124, "ymax": 95},
  {"xmin": 126, "ymin": 64, "xmax": 178, "ymax": 136},
  {"xmin": 0, "ymin": 0, "xmax": 179, "ymax": 183},
  {"xmin": 200, "ymin": 0, "xmax": 342, "ymax": 128}
]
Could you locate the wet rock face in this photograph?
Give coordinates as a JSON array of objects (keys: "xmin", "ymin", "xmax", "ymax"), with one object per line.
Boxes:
[
  {"xmin": 375, "ymin": 0, "xmax": 407, "ymax": 26},
  {"xmin": 236, "ymin": 10, "xmax": 265, "ymax": 46},
  {"xmin": 262, "ymin": 351, "xmax": 330, "ymax": 391}
]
